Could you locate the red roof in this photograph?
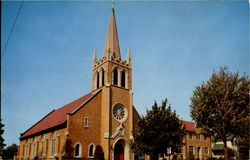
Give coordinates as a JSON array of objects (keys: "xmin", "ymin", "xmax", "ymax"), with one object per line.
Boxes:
[
  {"xmin": 21, "ymin": 92, "xmax": 95, "ymax": 139},
  {"xmin": 182, "ymin": 120, "xmax": 196, "ymax": 132}
]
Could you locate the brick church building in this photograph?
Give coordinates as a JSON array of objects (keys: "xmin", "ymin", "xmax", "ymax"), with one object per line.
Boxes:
[{"xmin": 18, "ymin": 7, "xmax": 140, "ymax": 160}]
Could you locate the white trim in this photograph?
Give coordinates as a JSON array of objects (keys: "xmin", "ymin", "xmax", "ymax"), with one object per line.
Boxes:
[
  {"xmin": 88, "ymin": 143, "xmax": 95, "ymax": 158},
  {"xmin": 74, "ymin": 142, "xmax": 82, "ymax": 158},
  {"xmin": 24, "ymin": 144, "xmax": 29, "ymax": 158},
  {"xmin": 112, "ymin": 138, "xmax": 125, "ymax": 150},
  {"xmin": 50, "ymin": 133, "xmax": 56, "ymax": 157},
  {"xmin": 65, "ymin": 132, "xmax": 69, "ymax": 136},
  {"xmin": 40, "ymin": 139, "xmax": 45, "ymax": 157},
  {"xmin": 111, "ymin": 103, "xmax": 128, "ymax": 123},
  {"xmin": 112, "ymin": 138, "xmax": 126, "ymax": 160},
  {"xmin": 84, "ymin": 116, "xmax": 89, "ymax": 128},
  {"xmin": 32, "ymin": 142, "xmax": 37, "ymax": 158}
]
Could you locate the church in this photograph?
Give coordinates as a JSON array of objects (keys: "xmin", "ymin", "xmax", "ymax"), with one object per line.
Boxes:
[{"xmin": 18, "ymin": 6, "xmax": 141, "ymax": 160}]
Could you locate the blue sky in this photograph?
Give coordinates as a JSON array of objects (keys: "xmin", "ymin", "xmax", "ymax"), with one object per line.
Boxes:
[{"xmin": 2, "ymin": 1, "xmax": 249, "ymax": 146}]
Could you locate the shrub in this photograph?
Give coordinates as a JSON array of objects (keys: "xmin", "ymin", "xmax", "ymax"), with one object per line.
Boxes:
[{"xmin": 94, "ymin": 145, "xmax": 104, "ymax": 160}]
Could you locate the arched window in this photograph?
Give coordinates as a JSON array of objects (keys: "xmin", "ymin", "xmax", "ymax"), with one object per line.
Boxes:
[
  {"xmin": 121, "ymin": 70, "xmax": 126, "ymax": 88},
  {"xmin": 40, "ymin": 135, "xmax": 45, "ymax": 157},
  {"xmin": 101, "ymin": 69, "xmax": 105, "ymax": 86},
  {"xmin": 74, "ymin": 143, "xmax": 82, "ymax": 157},
  {"xmin": 96, "ymin": 72, "xmax": 100, "ymax": 88},
  {"xmin": 25, "ymin": 144, "xmax": 29, "ymax": 158},
  {"xmin": 51, "ymin": 133, "xmax": 56, "ymax": 156},
  {"xmin": 88, "ymin": 143, "xmax": 95, "ymax": 158},
  {"xmin": 32, "ymin": 140, "xmax": 37, "ymax": 158},
  {"xmin": 113, "ymin": 68, "xmax": 118, "ymax": 85}
]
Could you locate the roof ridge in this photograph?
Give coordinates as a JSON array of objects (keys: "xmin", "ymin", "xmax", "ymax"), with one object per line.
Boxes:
[
  {"xmin": 70, "ymin": 89, "xmax": 102, "ymax": 115},
  {"xmin": 20, "ymin": 109, "xmax": 55, "ymax": 137},
  {"xmin": 20, "ymin": 91, "xmax": 94, "ymax": 139},
  {"xmin": 55, "ymin": 92, "xmax": 92, "ymax": 111},
  {"xmin": 182, "ymin": 120, "xmax": 195, "ymax": 123}
]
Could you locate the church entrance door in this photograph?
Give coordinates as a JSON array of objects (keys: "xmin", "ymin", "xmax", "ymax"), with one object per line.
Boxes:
[{"xmin": 114, "ymin": 139, "xmax": 125, "ymax": 160}]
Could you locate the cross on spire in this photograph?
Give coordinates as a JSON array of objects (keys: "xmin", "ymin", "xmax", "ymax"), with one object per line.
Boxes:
[
  {"xmin": 111, "ymin": 0, "xmax": 115, "ymax": 9},
  {"xmin": 103, "ymin": 2, "xmax": 121, "ymax": 59}
]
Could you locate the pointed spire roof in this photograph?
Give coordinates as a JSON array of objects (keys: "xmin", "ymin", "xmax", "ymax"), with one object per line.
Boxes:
[{"xmin": 103, "ymin": 8, "xmax": 121, "ymax": 59}]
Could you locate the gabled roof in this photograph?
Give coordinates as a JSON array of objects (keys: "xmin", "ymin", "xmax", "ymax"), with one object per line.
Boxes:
[
  {"xmin": 20, "ymin": 91, "xmax": 98, "ymax": 139},
  {"xmin": 182, "ymin": 120, "xmax": 196, "ymax": 132}
]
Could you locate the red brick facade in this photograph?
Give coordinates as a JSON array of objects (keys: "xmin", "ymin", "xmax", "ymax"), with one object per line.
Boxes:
[{"xmin": 18, "ymin": 8, "xmax": 140, "ymax": 160}]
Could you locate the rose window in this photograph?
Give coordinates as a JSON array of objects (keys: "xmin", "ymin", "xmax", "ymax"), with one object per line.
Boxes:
[{"xmin": 112, "ymin": 104, "xmax": 128, "ymax": 122}]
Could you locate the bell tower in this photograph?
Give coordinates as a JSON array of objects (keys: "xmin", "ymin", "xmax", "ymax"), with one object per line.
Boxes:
[
  {"xmin": 91, "ymin": 7, "xmax": 135, "ymax": 160},
  {"xmin": 91, "ymin": 8, "xmax": 132, "ymax": 91}
]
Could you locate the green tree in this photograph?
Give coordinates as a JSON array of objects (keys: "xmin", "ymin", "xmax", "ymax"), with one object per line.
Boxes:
[
  {"xmin": 0, "ymin": 120, "xmax": 6, "ymax": 157},
  {"xmin": 131, "ymin": 99, "xmax": 185, "ymax": 160},
  {"xmin": 94, "ymin": 145, "xmax": 104, "ymax": 160},
  {"xmin": 190, "ymin": 67, "xmax": 250, "ymax": 160},
  {"xmin": 2, "ymin": 144, "xmax": 18, "ymax": 159}
]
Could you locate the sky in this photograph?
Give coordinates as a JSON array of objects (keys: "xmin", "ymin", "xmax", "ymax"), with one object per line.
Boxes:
[{"xmin": 1, "ymin": 0, "xmax": 249, "ymax": 146}]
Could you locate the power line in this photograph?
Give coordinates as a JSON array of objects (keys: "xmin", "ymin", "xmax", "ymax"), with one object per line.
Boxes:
[{"xmin": 1, "ymin": 0, "xmax": 24, "ymax": 60}]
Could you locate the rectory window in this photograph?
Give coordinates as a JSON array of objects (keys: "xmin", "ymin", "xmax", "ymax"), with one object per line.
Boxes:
[
  {"xmin": 196, "ymin": 134, "xmax": 200, "ymax": 140},
  {"xmin": 204, "ymin": 147, "xmax": 209, "ymax": 155},
  {"xmin": 189, "ymin": 132, "xmax": 192, "ymax": 139},
  {"xmin": 189, "ymin": 146, "xmax": 194, "ymax": 154}
]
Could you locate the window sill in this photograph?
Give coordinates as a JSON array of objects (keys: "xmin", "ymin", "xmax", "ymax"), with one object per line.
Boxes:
[
  {"xmin": 40, "ymin": 154, "xmax": 46, "ymax": 158},
  {"xmin": 50, "ymin": 154, "xmax": 58, "ymax": 159}
]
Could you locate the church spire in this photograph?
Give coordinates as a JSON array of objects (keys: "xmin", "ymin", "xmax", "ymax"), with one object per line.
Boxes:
[
  {"xmin": 92, "ymin": 3, "xmax": 132, "ymax": 91},
  {"xmin": 103, "ymin": 8, "xmax": 121, "ymax": 59}
]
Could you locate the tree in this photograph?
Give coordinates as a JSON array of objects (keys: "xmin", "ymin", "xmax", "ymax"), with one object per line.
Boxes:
[
  {"xmin": 131, "ymin": 99, "xmax": 185, "ymax": 160},
  {"xmin": 236, "ymin": 136, "xmax": 250, "ymax": 159},
  {"xmin": 0, "ymin": 120, "xmax": 6, "ymax": 157},
  {"xmin": 94, "ymin": 145, "xmax": 104, "ymax": 160},
  {"xmin": 190, "ymin": 67, "xmax": 250, "ymax": 160},
  {"xmin": 2, "ymin": 144, "xmax": 18, "ymax": 159}
]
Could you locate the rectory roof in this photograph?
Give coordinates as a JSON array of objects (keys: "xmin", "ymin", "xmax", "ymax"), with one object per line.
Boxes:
[{"xmin": 182, "ymin": 120, "xmax": 196, "ymax": 132}]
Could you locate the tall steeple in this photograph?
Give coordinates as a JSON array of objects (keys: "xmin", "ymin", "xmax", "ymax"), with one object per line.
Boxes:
[
  {"xmin": 92, "ymin": 5, "xmax": 132, "ymax": 91},
  {"xmin": 103, "ymin": 8, "xmax": 121, "ymax": 59}
]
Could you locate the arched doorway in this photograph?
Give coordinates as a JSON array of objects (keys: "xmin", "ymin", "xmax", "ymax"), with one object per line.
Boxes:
[{"xmin": 114, "ymin": 139, "xmax": 125, "ymax": 160}]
